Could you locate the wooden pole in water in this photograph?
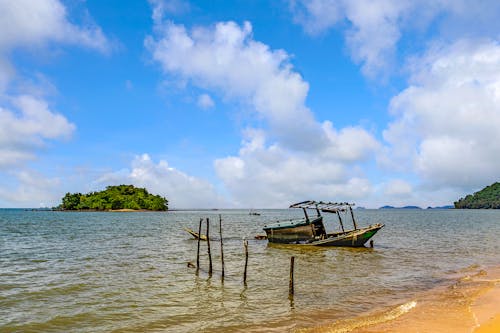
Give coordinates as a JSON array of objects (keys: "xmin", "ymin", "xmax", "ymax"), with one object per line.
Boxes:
[
  {"xmin": 243, "ymin": 239, "xmax": 249, "ymax": 285},
  {"xmin": 219, "ymin": 214, "xmax": 225, "ymax": 280},
  {"xmin": 206, "ymin": 218, "xmax": 213, "ymax": 276},
  {"xmin": 196, "ymin": 218, "xmax": 202, "ymax": 269},
  {"xmin": 289, "ymin": 256, "xmax": 295, "ymax": 297}
]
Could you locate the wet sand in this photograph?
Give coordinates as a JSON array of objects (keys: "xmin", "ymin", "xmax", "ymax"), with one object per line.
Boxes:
[
  {"xmin": 472, "ymin": 275, "xmax": 500, "ymax": 333},
  {"xmin": 298, "ymin": 265, "xmax": 500, "ymax": 333}
]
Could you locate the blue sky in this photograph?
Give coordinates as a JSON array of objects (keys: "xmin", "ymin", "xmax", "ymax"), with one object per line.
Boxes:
[{"xmin": 1, "ymin": 0, "xmax": 499, "ymax": 208}]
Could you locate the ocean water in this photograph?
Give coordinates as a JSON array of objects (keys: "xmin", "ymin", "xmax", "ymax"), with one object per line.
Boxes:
[{"xmin": 1, "ymin": 209, "xmax": 499, "ymax": 332}]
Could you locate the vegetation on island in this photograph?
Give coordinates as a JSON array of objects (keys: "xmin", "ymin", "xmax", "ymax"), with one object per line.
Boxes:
[
  {"xmin": 58, "ymin": 185, "xmax": 168, "ymax": 211},
  {"xmin": 454, "ymin": 182, "xmax": 500, "ymax": 209}
]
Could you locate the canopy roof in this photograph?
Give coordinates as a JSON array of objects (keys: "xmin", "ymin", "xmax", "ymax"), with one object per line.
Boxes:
[{"xmin": 289, "ymin": 200, "xmax": 355, "ymax": 213}]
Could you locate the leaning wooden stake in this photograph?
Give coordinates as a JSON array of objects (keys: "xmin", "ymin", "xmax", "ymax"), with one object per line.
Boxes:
[
  {"xmin": 289, "ymin": 256, "xmax": 295, "ymax": 297},
  {"xmin": 243, "ymin": 239, "xmax": 249, "ymax": 285},
  {"xmin": 196, "ymin": 218, "xmax": 202, "ymax": 269},
  {"xmin": 206, "ymin": 218, "xmax": 213, "ymax": 276},
  {"xmin": 219, "ymin": 214, "xmax": 225, "ymax": 280}
]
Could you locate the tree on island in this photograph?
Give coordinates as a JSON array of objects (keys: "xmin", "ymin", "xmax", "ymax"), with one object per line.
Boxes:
[
  {"xmin": 58, "ymin": 185, "xmax": 168, "ymax": 211},
  {"xmin": 454, "ymin": 182, "xmax": 500, "ymax": 209}
]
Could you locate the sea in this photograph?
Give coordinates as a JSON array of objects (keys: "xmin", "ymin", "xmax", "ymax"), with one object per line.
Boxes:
[{"xmin": 1, "ymin": 208, "xmax": 499, "ymax": 332}]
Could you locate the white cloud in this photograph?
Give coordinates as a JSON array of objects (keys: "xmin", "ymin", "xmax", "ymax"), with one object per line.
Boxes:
[
  {"xmin": 290, "ymin": 0, "xmax": 500, "ymax": 78},
  {"xmin": 291, "ymin": 0, "xmax": 414, "ymax": 78},
  {"xmin": 96, "ymin": 154, "xmax": 227, "ymax": 208},
  {"xmin": 145, "ymin": 20, "xmax": 325, "ymax": 151},
  {"xmin": 0, "ymin": 95, "xmax": 75, "ymax": 167},
  {"xmin": 383, "ymin": 39, "xmax": 500, "ymax": 189},
  {"xmin": 197, "ymin": 93, "xmax": 215, "ymax": 109},
  {"xmin": 0, "ymin": 0, "xmax": 109, "ymax": 54},
  {"xmin": 214, "ymin": 129, "xmax": 373, "ymax": 207},
  {"xmin": 146, "ymin": 19, "xmax": 379, "ymax": 206},
  {"xmin": 149, "ymin": 0, "xmax": 190, "ymax": 23},
  {"xmin": 0, "ymin": 0, "xmax": 109, "ymax": 167},
  {"xmin": 341, "ymin": 0, "xmax": 411, "ymax": 78},
  {"xmin": 383, "ymin": 179, "xmax": 412, "ymax": 196},
  {"xmin": 322, "ymin": 121, "xmax": 380, "ymax": 162},
  {"xmin": 290, "ymin": 0, "xmax": 344, "ymax": 34},
  {"xmin": 362, "ymin": 178, "xmax": 472, "ymax": 208},
  {"xmin": 0, "ymin": 169, "xmax": 61, "ymax": 207},
  {"xmin": 145, "ymin": 19, "xmax": 378, "ymax": 153}
]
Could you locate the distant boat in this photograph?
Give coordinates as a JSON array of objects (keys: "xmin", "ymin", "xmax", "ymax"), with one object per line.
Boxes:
[
  {"xmin": 249, "ymin": 210, "xmax": 261, "ymax": 216},
  {"xmin": 263, "ymin": 200, "xmax": 383, "ymax": 247},
  {"xmin": 183, "ymin": 227, "xmax": 208, "ymax": 241}
]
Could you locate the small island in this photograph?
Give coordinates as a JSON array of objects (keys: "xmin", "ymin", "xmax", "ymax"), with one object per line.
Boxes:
[
  {"xmin": 454, "ymin": 182, "xmax": 500, "ymax": 209},
  {"xmin": 378, "ymin": 205, "xmax": 422, "ymax": 209},
  {"xmin": 57, "ymin": 185, "xmax": 168, "ymax": 211}
]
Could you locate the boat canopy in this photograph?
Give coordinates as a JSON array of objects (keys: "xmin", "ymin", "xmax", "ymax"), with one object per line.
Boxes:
[{"xmin": 289, "ymin": 200, "xmax": 355, "ymax": 213}]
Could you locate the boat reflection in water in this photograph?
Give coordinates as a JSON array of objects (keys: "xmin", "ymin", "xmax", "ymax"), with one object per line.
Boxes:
[{"xmin": 263, "ymin": 200, "xmax": 383, "ymax": 247}]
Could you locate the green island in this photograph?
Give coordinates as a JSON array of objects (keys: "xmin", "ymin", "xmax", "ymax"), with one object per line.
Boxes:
[
  {"xmin": 454, "ymin": 182, "xmax": 500, "ymax": 209},
  {"xmin": 58, "ymin": 185, "xmax": 168, "ymax": 211}
]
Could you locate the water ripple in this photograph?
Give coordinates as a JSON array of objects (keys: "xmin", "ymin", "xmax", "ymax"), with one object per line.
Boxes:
[{"xmin": 1, "ymin": 209, "xmax": 499, "ymax": 332}]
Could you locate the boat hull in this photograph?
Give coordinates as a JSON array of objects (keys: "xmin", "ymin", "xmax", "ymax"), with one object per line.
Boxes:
[
  {"xmin": 263, "ymin": 217, "xmax": 325, "ymax": 244},
  {"xmin": 264, "ymin": 223, "xmax": 384, "ymax": 247},
  {"xmin": 308, "ymin": 224, "xmax": 384, "ymax": 247}
]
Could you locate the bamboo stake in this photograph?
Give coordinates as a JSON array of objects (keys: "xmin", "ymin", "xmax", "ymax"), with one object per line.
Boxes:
[
  {"xmin": 206, "ymin": 218, "xmax": 212, "ymax": 276},
  {"xmin": 243, "ymin": 239, "xmax": 249, "ymax": 285},
  {"xmin": 219, "ymin": 214, "xmax": 225, "ymax": 280},
  {"xmin": 196, "ymin": 218, "xmax": 202, "ymax": 269},
  {"xmin": 289, "ymin": 256, "xmax": 295, "ymax": 297}
]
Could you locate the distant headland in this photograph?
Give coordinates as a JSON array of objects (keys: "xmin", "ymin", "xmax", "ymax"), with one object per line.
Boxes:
[
  {"xmin": 56, "ymin": 185, "xmax": 168, "ymax": 211},
  {"xmin": 377, "ymin": 205, "xmax": 454, "ymax": 209},
  {"xmin": 454, "ymin": 182, "xmax": 500, "ymax": 209}
]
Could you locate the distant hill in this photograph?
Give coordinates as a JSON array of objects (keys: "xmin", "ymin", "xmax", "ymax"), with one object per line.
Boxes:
[
  {"xmin": 454, "ymin": 182, "xmax": 500, "ymax": 209},
  {"xmin": 58, "ymin": 185, "xmax": 168, "ymax": 211},
  {"xmin": 379, "ymin": 205, "xmax": 422, "ymax": 209},
  {"xmin": 426, "ymin": 205, "xmax": 454, "ymax": 209}
]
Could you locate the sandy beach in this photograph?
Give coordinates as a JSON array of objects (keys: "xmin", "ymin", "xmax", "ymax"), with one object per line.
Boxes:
[
  {"xmin": 472, "ymin": 274, "xmax": 500, "ymax": 333},
  {"xmin": 299, "ymin": 265, "xmax": 500, "ymax": 333}
]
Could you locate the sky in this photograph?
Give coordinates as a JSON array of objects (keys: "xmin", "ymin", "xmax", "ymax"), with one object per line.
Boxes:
[{"xmin": 1, "ymin": 0, "xmax": 499, "ymax": 209}]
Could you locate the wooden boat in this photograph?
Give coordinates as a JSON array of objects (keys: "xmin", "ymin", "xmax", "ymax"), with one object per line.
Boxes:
[
  {"xmin": 263, "ymin": 200, "xmax": 383, "ymax": 247},
  {"xmin": 183, "ymin": 227, "xmax": 208, "ymax": 241}
]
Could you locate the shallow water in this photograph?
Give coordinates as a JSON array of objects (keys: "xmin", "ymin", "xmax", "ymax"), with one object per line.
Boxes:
[{"xmin": 1, "ymin": 209, "xmax": 499, "ymax": 332}]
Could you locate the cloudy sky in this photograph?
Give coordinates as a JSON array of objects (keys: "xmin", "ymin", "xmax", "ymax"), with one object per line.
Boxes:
[{"xmin": 1, "ymin": 0, "xmax": 499, "ymax": 208}]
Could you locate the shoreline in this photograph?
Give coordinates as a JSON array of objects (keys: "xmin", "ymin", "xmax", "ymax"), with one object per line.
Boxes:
[
  {"xmin": 39, "ymin": 208, "xmax": 168, "ymax": 212},
  {"xmin": 297, "ymin": 265, "xmax": 500, "ymax": 333}
]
